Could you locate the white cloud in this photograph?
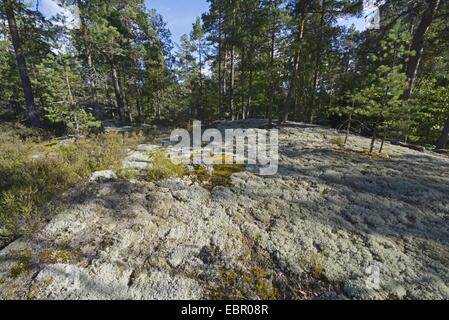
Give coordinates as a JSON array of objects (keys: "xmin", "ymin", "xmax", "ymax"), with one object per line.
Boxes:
[
  {"xmin": 39, "ymin": 0, "xmax": 62, "ymax": 16},
  {"xmin": 35, "ymin": 0, "xmax": 79, "ymax": 28},
  {"xmin": 364, "ymin": 0, "xmax": 384, "ymax": 30}
]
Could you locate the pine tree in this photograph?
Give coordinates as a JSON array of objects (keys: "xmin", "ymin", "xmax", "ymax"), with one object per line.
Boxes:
[{"xmin": 1, "ymin": 0, "xmax": 41, "ymax": 127}]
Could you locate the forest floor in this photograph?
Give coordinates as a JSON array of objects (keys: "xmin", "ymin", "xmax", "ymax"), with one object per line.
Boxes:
[{"xmin": 0, "ymin": 120, "xmax": 448, "ymax": 300}]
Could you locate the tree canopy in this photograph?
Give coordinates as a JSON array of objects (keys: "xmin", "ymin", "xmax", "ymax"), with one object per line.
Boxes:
[{"xmin": 0, "ymin": 0, "xmax": 448, "ymax": 148}]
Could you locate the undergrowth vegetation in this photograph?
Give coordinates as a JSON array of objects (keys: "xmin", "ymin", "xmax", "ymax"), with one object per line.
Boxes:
[
  {"xmin": 146, "ymin": 151, "xmax": 186, "ymax": 182},
  {"xmin": 0, "ymin": 123, "xmax": 142, "ymax": 240},
  {"xmin": 209, "ymin": 267, "xmax": 278, "ymax": 300},
  {"xmin": 146, "ymin": 150, "xmax": 247, "ymax": 190}
]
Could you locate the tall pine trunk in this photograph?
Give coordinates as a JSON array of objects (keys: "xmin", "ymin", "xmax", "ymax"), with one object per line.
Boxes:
[
  {"xmin": 436, "ymin": 116, "xmax": 449, "ymax": 150},
  {"xmin": 281, "ymin": 0, "xmax": 306, "ymax": 124},
  {"xmin": 247, "ymin": 66, "xmax": 253, "ymax": 119},
  {"xmin": 246, "ymin": 33, "xmax": 254, "ymax": 119},
  {"xmin": 240, "ymin": 47, "xmax": 246, "ymax": 120},
  {"xmin": 198, "ymin": 40, "xmax": 204, "ymax": 120},
  {"xmin": 268, "ymin": 22, "xmax": 276, "ymax": 127},
  {"xmin": 78, "ymin": 4, "xmax": 98, "ymax": 104},
  {"xmin": 136, "ymin": 88, "xmax": 143, "ymax": 123},
  {"xmin": 111, "ymin": 63, "xmax": 126, "ymax": 122},
  {"xmin": 403, "ymin": 0, "xmax": 440, "ymax": 99},
  {"xmin": 217, "ymin": 8, "xmax": 224, "ymax": 117},
  {"xmin": 310, "ymin": 0, "xmax": 326, "ymax": 123},
  {"xmin": 229, "ymin": 44, "xmax": 235, "ymax": 121},
  {"xmin": 4, "ymin": 0, "xmax": 40, "ymax": 127},
  {"xmin": 222, "ymin": 49, "xmax": 228, "ymax": 118}
]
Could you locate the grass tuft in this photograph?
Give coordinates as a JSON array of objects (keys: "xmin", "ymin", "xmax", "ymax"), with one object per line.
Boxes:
[
  {"xmin": 0, "ymin": 130, "xmax": 143, "ymax": 239},
  {"xmin": 146, "ymin": 151, "xmax": 186, "ymax": 182}
]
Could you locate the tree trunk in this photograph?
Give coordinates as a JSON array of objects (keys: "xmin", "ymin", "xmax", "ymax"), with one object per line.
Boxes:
[
  {"xmin": 268, "ymin": 21, "xmax": 276, "ymax": 127},
  {"xmin": 370, "ymin": 126, "xmax": 377, "ymax": 154},
  {"xmin": 247, "ymin": 67, "xmax": 253, "ymax": 119},
  {"xmin": 218, "ymin": 9, "xmax": 223, "ymax": 117},
  {"xmin": 282, "ymin": 52, "xmax": 299, "ymax": 124},
  {"xmin": 280, "ymin": 0, "xmax": 307, "ymax": 124},
  {"xmin": 111, "ymin": 63, "xmax": 126, "ymax": 121},
  {"xmin": 240, "ymin": 48, "xmax": 246, "ymax": 120},
  {"xmin": 222, "ymin": 47, "xmax": 228, "ymax": 118},
  {"xmin": 229, "ymin": 44, "xmax": 235, "ymax": 121},
  {"xmin": 64, "ymin": 64, "xmax": 74, "ymax": 105},
  {"xmin": 310, "ymin": 0, "xmax": 326, "ymax": 123},
  {"xmin": 198, "ymin": 40, "xmax": 204, "ymax": 119},
  {"xmin": 436, "ymin": 116, "xmax": 449, "ymax": 150},
  {"xmin": 4, "ymin": 0, "xmax": 40, "ymax": 127},
  {"xmin": 245, "ymin": 33, "xmax": 254, "ymax": 119},
  {"xmin": 297, "ymin": 67, "xmax": 306, "ymax": 121},
  {"xmin": 135, "ymin": 87, "xmax": 143, "ymax": 123},
  {"xmin": 403, "ymin": 0, "xmax": 440, "ymax": 99},
  {"xmin": 379, "ymin": 128, "xmax": 388, "ymax": 154},
  {"xmin": 121, "ymin": 74, "xmax": 132, "ymax": 123},
  {"xmin": 64, "ymin": 64, "xmax": 80, "ymax": 134},
  {"xmin": 345, "ymin": 113, "xmax": 352, "ymax": 145},
  {"xmin": 78, "ymin": 7, "xmax": 98, "ymax": 104}
]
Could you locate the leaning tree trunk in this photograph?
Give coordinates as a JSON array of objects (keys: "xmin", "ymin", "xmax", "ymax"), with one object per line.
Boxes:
[
  {"xmin": 436, "ymin": 116, "xmax": 449, "ymax": 150},
  {"xmin": 4, "ymin": 0, "xmax": 40, "ymax": 127},
  {"xmin": 403, "ymin": 0, "xmax": 441, "ymax": 99},
  {"xmin": 111, "ymin": 63, "xmax": 126, "ymax": 122}
]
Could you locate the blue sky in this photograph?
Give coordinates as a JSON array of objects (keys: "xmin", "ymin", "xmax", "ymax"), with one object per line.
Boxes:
[
  {"xmin": 146, "ymin": 0, "xmax": 370, "ymax": 44},
  {"xmin": 146, "ymin": 0, "xmax": 210, "ymax": 44},
  {"xmin": 146, "ymin": 0, "xmax": 374, "ymax": 44}
]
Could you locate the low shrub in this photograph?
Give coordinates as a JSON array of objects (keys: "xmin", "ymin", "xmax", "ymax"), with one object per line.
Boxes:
[
  {"xmin": 329, "ymin": 136, "xmax": 345, "ymax": 146},
  {"xmin": 0, "ymin": 131, "xmax": 142, "ymax": 239},
  {"xmin": 146, "ymin": 151, "xmax": 185, "ymax": 182}
]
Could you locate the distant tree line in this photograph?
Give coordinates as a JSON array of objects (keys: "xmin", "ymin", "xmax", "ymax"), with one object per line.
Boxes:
[{"xmin": 0, "ymin": 0, "xmax": 448, "ymax": 149}]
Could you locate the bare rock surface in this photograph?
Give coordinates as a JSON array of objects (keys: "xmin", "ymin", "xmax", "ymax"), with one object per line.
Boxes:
[
  {"xmin": 1, "ymin": 120, "xmax": 448, "ymax": 300},
  {"xmin": 89, "ymin": 170, "xmax": 117, "ymax": 182}
]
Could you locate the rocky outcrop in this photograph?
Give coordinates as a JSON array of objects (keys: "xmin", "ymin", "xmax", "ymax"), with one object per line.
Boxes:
[
  {"xmin": 0, "ymin": 121, "xmax": 448, "ymax": 300},
  {"xmin": 89, "ymin": 170, "xmax": 117, "ymax": 182}
]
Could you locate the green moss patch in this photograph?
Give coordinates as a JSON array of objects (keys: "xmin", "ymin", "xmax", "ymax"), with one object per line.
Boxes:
[
  {"xmin": 38, "ymin": 248, "xmax": 79, "ymax": 265},
  {"xmin": 209, "ymin": 267, "xmax": 278, "ymax": 300},
  {"xmin": 9, "ymin": 249, "xmax": 33, "ymax": 279},
  {"xmin": 192, "ymin": 163, "xmax": 246, "ymax": 190}
]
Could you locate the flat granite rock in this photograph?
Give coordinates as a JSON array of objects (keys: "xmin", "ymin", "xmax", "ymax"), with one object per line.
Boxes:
[{"xmin": 1, "ymin": 121, "xmax": 448, "ymax": 300}]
